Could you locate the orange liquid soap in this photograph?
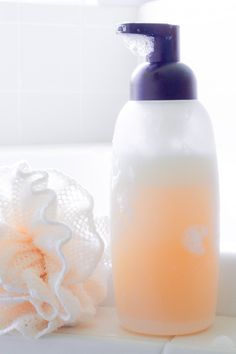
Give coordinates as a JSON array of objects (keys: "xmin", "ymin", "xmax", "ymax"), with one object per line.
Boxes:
[{"xmin": 111, "ymin": 155, "xmax": 219, "ymax": 335}]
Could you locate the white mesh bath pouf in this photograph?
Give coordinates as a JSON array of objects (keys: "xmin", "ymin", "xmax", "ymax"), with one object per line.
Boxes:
[{"xmin": 0, "ymin": 162, "xmax": 109, "ymax": 338}]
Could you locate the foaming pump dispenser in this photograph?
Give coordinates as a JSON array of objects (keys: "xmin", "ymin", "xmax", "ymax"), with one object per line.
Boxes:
[{"xmin": 111, "ymin": 23, "xmax": 219, "ymax": 336}]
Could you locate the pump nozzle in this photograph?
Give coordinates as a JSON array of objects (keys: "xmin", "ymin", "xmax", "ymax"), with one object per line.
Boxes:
[
  {"xmin": 117, "ymin": 23, "xmax": 180, "ymax": 64},
  {"xmin": 116, "ymin": 22, "xmax": 196, "ymax": 100}
]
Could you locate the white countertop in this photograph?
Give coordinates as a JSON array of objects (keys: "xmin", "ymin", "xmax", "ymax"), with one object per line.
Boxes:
[{"xmin": 0, "ymin": 307, "xmax": 236, "ymax": 354}]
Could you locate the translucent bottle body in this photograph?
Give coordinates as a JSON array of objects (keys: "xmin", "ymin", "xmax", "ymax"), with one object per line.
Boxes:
[{"xmin": 111, "ymin": 100, "xmax": 219, "ymax": 335}]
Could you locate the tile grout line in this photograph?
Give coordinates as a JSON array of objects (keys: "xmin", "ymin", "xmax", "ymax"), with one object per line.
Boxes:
[
  {"xmin": 0, "ymin": 89, "xmax": 129, "ymax": 95},
  {"xmin": 16, "ymin": 2, "xmax": 22, "ymax": 145},
  {"xmin": 78, "ymin": 11, "xmax": 83, "ymax": 142},
  {"xmin": 0, "ymin": 21, "xmax": 116, "ymax": 29},
  {"xmin": 160, "ymin": 336, "xmax": 175, "ymax": 354}
]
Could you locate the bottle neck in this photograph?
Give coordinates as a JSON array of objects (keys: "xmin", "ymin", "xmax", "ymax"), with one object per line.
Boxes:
[{"xmin": 131, "ymin": 62, "xmax": 197, "ymax": 101}]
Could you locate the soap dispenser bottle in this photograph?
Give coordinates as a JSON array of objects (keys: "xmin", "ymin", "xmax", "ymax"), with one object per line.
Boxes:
[{"xmin": 111, "ymin": 23, "xmax": 219, "ymax": 336}]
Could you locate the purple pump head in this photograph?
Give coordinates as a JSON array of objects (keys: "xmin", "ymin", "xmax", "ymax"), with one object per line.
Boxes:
[{"xmin": 117, "ymin": 23, "xmax": 197, "ymax": 100}]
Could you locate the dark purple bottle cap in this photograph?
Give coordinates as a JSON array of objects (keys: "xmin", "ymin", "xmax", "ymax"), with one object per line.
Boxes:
[{"xmin": 117, "ymin": 23, "xmax": 197, "ymax": 100}]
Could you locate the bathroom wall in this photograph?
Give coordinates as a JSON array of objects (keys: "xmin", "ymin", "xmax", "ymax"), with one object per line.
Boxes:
[{"xmin": 0, "ymin": 1, "xmax": 137, "ymax": 144}]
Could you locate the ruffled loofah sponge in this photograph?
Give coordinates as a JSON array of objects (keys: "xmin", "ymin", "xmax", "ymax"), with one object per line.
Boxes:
[{"xmin": 0, "ymin": 163, "xmax": 108, "ymax": 338}]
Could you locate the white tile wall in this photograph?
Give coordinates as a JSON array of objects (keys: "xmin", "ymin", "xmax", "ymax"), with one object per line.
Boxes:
[
  {"xmin": 20, "ymin": 92, "xmax": 82, "ymax": 144},
  {"xmin": 0, "ymin": 2, "xmax": 137, "ymax": 144},
  {"xmin": 80, "ymin": 27, "xmax": 132, "ymax": 94},
  {"xmin": 79, "ymin": 93, "xmax": 127, "ymax": 142},
  {"xmin": 19, "ymin": 3, "xmax": 81, "ymax": 25},
  {"xmin": 0, "ymin": 2, "xmax": 18, "ymax": 23},
  {"xmin": 20, "ymin": 24, "xmax": 82, "ymax": 91},
  {"xmin": 0, "ymin": 92, "xmax": 19, "ymax": 144},
  {"xmin": 0, "ymin": 23, "xmax": 18, "ymax": 90}
]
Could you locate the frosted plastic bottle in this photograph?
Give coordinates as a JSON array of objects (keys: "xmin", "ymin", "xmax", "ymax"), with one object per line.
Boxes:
[{"xmin": 111, "ymin": 24, "xmax": 219, "ymax": 336}]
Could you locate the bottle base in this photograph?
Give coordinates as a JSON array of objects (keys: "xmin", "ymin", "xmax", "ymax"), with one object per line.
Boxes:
[{"xmin": 119, "ymin": 315, "xmax": 214, "ymax": 336}]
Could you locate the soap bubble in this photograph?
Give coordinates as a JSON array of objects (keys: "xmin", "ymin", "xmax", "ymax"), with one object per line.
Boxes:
[{"xmin": 121, "ymin": 33, "xmax": 154, "ymax": 57}]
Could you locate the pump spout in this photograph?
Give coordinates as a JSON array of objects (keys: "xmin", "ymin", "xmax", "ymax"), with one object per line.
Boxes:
[
  {"xmin": 117, "ymin": 23, "xmax": 180, "ymax": 64},
  {"xmin": 116, "ymin": 22, "xmax": 196, "ymax": 100}
]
